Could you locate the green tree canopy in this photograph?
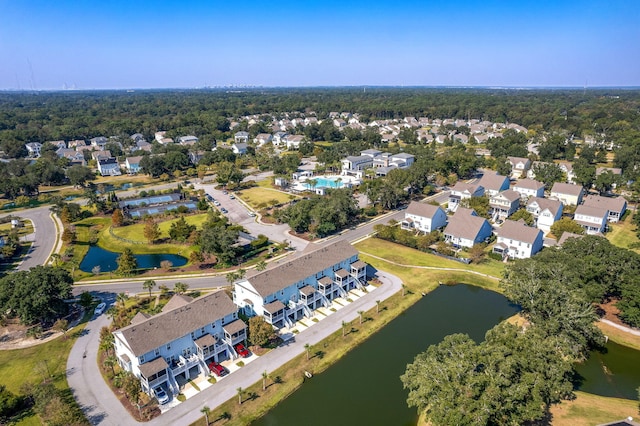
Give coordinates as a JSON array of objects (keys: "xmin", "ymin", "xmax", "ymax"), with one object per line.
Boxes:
[{"xmin": 116, "ymin": 248, "xmax": 138, "ymax": 276}]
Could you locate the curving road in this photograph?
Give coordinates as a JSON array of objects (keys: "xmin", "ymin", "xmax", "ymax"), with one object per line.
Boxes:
[{"xmin": 0, "ymin": 205, "xmax": 61, "ymax": 271}]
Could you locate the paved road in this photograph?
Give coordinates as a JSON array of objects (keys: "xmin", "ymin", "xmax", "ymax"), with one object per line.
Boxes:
[
  {"xmin": 70, "ymin": 271, "xmax": 401, "ymax": 425},
  {"xmin": 0, "ymin": 205, "xmax": 61, "ymax": 271}
]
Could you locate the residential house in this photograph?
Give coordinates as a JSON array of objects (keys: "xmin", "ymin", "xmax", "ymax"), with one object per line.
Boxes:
[
  {"xmin": 232, "ymin": 143, "xmax": 248, "ymax": 155},
  {"xmin": 272, "ymin": 132, "xmax": 288, "ymax": 147},
  {"xmin": 130, "ymin": 133, "xmax": 146, "ymax": 144},
  {"xmin": 443, "ymin": 208, "xmax": 493, "ymax": 249},
  {"xmin": 341, "ymin": 155, "xmax": 373, "ymax": 178},
  {"xmin": 489, "ymin": 190, "xmax": 520, "ymax": 221},
  {"xmin": 134, "ymin": 139, "xmax": 153, "ymax": 153},
  {"xmin": 97, "ymin": 157, "xmax": 121, "ymax": 176},
  {"xmin": 56, "ymin": 148, "xmax": 86, "ymax": 166},
  {"xmin": 582, "ymin": 194, "xmax": 627, "ymax": 223},
  {"xmin": 558, "ymin": 232, "xmax": 583, "ymax": 246},
  {"xmin": 453, "ymin": 134, "xmax": 468, "ymax": 144},
  {"xmin": 47, "ymin": 140, "xmax": 67, "ymax": 150},
  {"xmin": 189, "ymin": 151, "xmax": 205, "ymax": 165},
  {"xmin": 401, "ymin": 202, "xmax": 448, "ymax": 234},
  {"xmin": 233, "ymin": 240, "xmax": 367, "ymax": 328},
  {"xmin": 234, "ymin": 131, "xmax": 249, "ymax": 144},
  {"xmin": 68, "ymin": 139, "xmax": 86, "ymax": 149},
  {"xmin": 573, "ymin": 205, "xmax": 608, "ymax": 234},
  {"xmin": 550, "ymin": 182, "xmax": 584, "ymax": 205},
  {"xmin": 154, "ymin": 131, "xmax": 167, "ymax": 143},
  {"xmin": 178, "ymin": 135, "xmax": 199, "ymax": 146},
  {"xmin": 596, "ymin": 167, "xmax": 623, "ymax": 189},
  {"xmin": 557, "ymin": 161, "xmax": 576, "ymax": 183},
  {"xmin": 113, "ymin": 291, "xmax": 246, "ymax": 396},
  {"xmin": 25, "ymin": 142, "xmax": 42, "ymax": 158},
  {"xmin": 254, "ymin": 133, "xmax": 273, "ymax": 146},
  {"xmin": 284, "ymin": 135, "xmax": 305, "ymax": 150},
  {"xmin": 513, "ymin": 179, "xmax": 545, "ymax": 200},
  {"xmin": 92, "ymin": 150, "xmax": 112, "ymax": 162},
  {"xmin": 125, "ymin": 156, "xmax": 143, "ymax": 174},
  {"xmin": 493, "ymin": 220, "xmax": 544, "ymax": 259},
  {"xmin": 90, "ymin": 136, "xmax": 108, "ymax": 150},
  {"xmin": 507, "ymin": 156, "xmax": 531, "ymax": 179},
  {"xmin": 448, "ymin": 182, "xmax": 484, "ymax": 212},
  {"xmin": 526, "ymin": 197, "xmax": 563, "ymax": 233},
  {"xmin": 478, "ymin": 171, "xmax": 510, "ymax": 197}
]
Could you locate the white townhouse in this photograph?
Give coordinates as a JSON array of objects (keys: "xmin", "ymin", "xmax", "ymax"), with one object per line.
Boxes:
[
  {"xmin": 582, "ymin": 194, "xmax": 627, "ymax": 223},
  {"xmin": 493, "ymin": 220, "xmax": 544, "ymax": 259},
  {"xmin": 550, "ymin": 182, "xmax": 584, "ymax": 206},
  {"xmin": 234, "ymin": 131, "xmax": 249, "ymax": 144},
  {"xmin": 448, "ymin": 182, "xmax": 485, "ymax": 212},
  {"xmin": 443, "ymin": 208, "xmax": 493, "ymax": 249},
  {"xmin": 97, "ymin": 157, "xmax": 121, "ymax": 176},
  {"xmin": 113, "ymin": 291, "xmax": 247, "ymax": 396},
  {"xmin": 557, "ymin": 161, "xmax": 576, "ymax": 183},
  {"xmin": 341, "ymin": 155, "xmax": 373, "ymax": 177},
  {"xmin": 513, "ymin": 179, "xmax": 545, "ymax": 200},
  {"xmin": 573, "ymin": 204, "xmax": 608, "ymax": 234},
  {"xmin": 284, "ymin": 135, "xmax": 305, "ymax": 149},
  {"xmin": 401, "ymin": 202, "xmax": 448, "ymax": 234},
  {"xmin": 233, "ymin": 240, "xmax": 367, "ymax": 329},
  {"xmin": 373, "ymin": 152, "xmax": 416, "ymax": 176},
  {"xmin": 478, "ymin": 171, "xmax": 510, "ymax": 197},
  {"xmin": 489, "ymin": 189, "xmax": 520, "ymax": 221},
  {"xmin": 526, "ymin": 197, "xmax": 563, "ymax": 233},
  {"xmin": 177, "ymin": 135, "xmax": 199, "ymax": 146}
]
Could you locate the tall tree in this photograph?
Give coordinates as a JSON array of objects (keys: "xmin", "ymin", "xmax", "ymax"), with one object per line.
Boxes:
[
  {"xmin": 143, "ymin": 218, "xmax": 161, "ymax": 244},
  {"xmin": 142, "ymin": 280, "xmax": 156, "ymax": 298},
  {"xmin": 116, "ymin": 248, "xmax": 138, "ymax": 276}
]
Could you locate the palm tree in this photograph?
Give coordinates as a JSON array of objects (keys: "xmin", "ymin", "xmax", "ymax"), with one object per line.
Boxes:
[
  {"xmin": 50, "ymin": 253, "xmax": 61, "ymax": 267},
  {"xmin": 342, "ymin": 320, "xmax": 347, "ymax": 337},
  {"xmin": 116, "ymin": 292, "xmax": 128, "ymax": 308},
  {"xmin": 201, "ymin": 405, "xmax": 211, "ymax": 426},
  {"xmin": 358, "ymin": 310, "xmax": 364, "ymax": 325},
  {"xmin": 174, "ymin": 282, "xmax": 189, "ymax": 295},
  {"xmin": 262, "ymin": 370, "xmax": 268, "ymax": 391},
  {"xmin": 376, "ymin": 300, "xmax": 381, "ymax": 314},
  {"xmin": 104, "ymin": 355, "xmax": 118, "ymax": 375},
  {"xmin": 237, "ymin": 268, "xmax": 246, "ymax": 280},
  {"xmin": 237, "ymin": 387, "xmax": 243, "ymax": 405},
  {"xmin": 401, "ymin": 284, "xmax": 406, "ymax": 297},
  {"xmin": 256, "ymin": 260, "xmax": 267, "ymax": 271},
  {"xmin": 304, "ymin": 343, "xmax": 311, "ymax": 361},
  {"xmin": 142, "ymin": 280, "xmax": 156, "ymax": 299},
  {"xmin": 225, "ymin": 271, "xmax": 238, "ymax": 285}
]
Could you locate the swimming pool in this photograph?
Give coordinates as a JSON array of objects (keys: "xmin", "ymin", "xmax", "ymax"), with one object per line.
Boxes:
[{"xmin": 305, "ymin": 177, "xmax": 345, "ymax": 189}]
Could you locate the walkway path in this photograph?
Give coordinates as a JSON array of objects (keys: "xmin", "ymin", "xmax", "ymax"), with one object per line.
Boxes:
[
  {"xmin": 600, "ymin": 319, "xmax": 640, "ymax": 336},
  {"xmin": 67, "ymin": 272, "xmax": 401, "ymax": 425}
]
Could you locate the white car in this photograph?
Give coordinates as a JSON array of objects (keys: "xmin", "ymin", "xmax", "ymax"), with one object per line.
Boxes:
[
  {"xmin": 154, "ymin": 386, "xmax": 169, "ymax": 405},
  {"xmin": 94, "ymin": 302, "xmax": 106, "ymax": 315}
]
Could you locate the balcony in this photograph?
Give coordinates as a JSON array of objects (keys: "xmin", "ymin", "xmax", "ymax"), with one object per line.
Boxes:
[{"xmin": 170, "ymin": 353, "xmax": 200, "ymax": 376}]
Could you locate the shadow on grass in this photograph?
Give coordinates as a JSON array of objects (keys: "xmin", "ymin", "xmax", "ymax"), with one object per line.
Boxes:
[{"xmin": 313, "ymin": 350, "xmax": 325, "ymax": 360}]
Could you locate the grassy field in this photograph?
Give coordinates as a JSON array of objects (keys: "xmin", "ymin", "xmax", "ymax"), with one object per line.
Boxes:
[
  {"xmin": 0, "ymin": 221, "xmax": 34, "ymax": 237},
  {"xmin": 110, "ymin": 213, "xmax": 209, "ymax": 243},
  {"xmin": 607, "ymin": 217, "xmax": 640, "ymax": 253},
  {"xmin": 235, "ymin": 187, "xmax": 298, "ymax": 209},
  {"xmin": 355, "ymin": 238, "xmax": 506, "ymax": 282},
  {"xmin": 597, "ymin": 321, "xmax": 640, "ymax": 351},
  {"xmin": 549, "ymin": 391, "xmax": 638, "ymax": 425},
  {"xmin": 0, "ymin": 318, "xmax": 88, "ymax": 425}
]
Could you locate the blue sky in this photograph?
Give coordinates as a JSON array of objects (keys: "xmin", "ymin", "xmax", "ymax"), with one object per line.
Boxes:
[{"xmin": 0, "ymin": 0, "xmax": 638, "ymax": 89}]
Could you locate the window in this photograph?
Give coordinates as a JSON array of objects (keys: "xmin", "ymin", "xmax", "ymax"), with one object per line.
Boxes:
[
  {"xmin": 191, "ymin": 332, "xmax": 195, "ymax": 339},
  {"xmin": 201, "ymin": 327, "xmax": 205, "ymax": 334},
  {"xmin": 155, "ymin": 348, "xmax": 160, "ymax": 356},
  {"xmin": 166, "ymin": 343, "xmax": 171, "ymax": 350},
  {"xmin": 139, "ymin": 355, "xmax": 145, "ymax": 363}
]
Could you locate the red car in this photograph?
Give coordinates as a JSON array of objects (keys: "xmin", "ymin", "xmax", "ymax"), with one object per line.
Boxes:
[
  {"xmin": 208, "ymin": 361, "xmax": 226, "ymax": 377},
  {"xmin": 235, "ymin": 343, "xmax": 250, "ymax": 358}
]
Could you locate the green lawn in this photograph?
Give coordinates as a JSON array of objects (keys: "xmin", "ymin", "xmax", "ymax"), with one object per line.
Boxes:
[
  {"xmin": 235, "ymin": 187, "xmax": 298, "ymax": 209},
  {"xmin": 0, "ymin": 320, "xmax": 88, "ymax": 425},
  {"xmin": 354, "ymin": 238, "xmax": 506, "ymax": 281},
  {"xmin": 110, "ymin": 213, "xmax": 209, "ymax": 243},
  {"xmin": 607, "ymin": 218, "xmax": 640, "ymax": 253}
]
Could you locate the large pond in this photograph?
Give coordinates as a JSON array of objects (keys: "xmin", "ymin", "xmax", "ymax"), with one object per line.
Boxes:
[
  {"xmin": 253, "ymin": 284, "xmax": 519, "ymax": 426},
  {"xmin": 253, "ymin": 284, "xmax": 640, "ymax": 426},
  {"xmin": 79, "ymin": 245, "xmax": 187, "ymax": 273}
]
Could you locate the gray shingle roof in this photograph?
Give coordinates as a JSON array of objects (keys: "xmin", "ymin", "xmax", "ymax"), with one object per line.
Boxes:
[
  {"xmin": 497, "ymin": 220, "xmax": 542, "ymax": 244},
  {"xmin": 406, "ymin": 201, "xmax": 443, "ymax": 219},
  {"xmin": 514, "ymin": 179, "xmax": 544, "ymax": 191},
  {"xmin": 117, "ymin": 290, "xmax": 236, "ymax": 357},
  {"xmin": 583, "ymin": 195, "xmax": 626, "ymax": 213},
  {"xmin": 223, "ymin": 318, "xmax": 247, "ymax": 335},
  {"xmin": 139, "ymin": 356, "xmax": 168, "ymax": 378},
  {"xmin": 551, "ymin": 182, "xmax": 583, "ymax": 197},
  {"xmin": 246, "ymin": 240, "xmax": 358, "ymax": 298},
  {"xmin": 444, "ymin": 210, "xmax": 489, "ymax": 240}
]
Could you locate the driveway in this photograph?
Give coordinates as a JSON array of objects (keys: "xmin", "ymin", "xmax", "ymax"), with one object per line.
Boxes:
[{"xmin": 68, "ymin": 271, "xmax": 402, "ymax": 425}]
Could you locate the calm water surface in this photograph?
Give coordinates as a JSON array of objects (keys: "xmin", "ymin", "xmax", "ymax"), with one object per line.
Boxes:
[
  {"xmin": 79, "ymin": 245, "xmax": 187, "ymax": 272},
  {"xmin": 253, "ymin": 284, "xmax": 519, "ymax": 426}
]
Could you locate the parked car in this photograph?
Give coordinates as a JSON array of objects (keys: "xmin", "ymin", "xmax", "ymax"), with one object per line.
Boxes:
[
  {"xmin": 248, "ymin": 211, "xmax": 256, "ymax": 217},
  {"xmin": 229, "ymin": 194, "xmax": 235, "ymax": 199},
  {"xmin": 94, "ymin": 302, "xmax": 106, "ymax": 315},
  {"xmin": 235, "ymin": 343, "xmax": 250, "ymax": 358},
  {"xmin": 222, "ymin": 190, "xmax": 228, "ymax": 195},
  {"xmin": 208, "ymin": 361, "xmax": 226, "ymax": 377},
  {"xmin": 154, "ymin": 386, "xmax": 169, "ymax": 405},
  {"xmin": 213, "ymin": 200, "xmax": 221, "ymax": 206},
  {"xmin": 220, "ymin": 207, "xmax": 228, "ymax": 214}
]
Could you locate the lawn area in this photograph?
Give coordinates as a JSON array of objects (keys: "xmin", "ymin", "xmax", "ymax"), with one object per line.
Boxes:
[
  {"xmin": 549, "ymin": 391, "xmax": 638, "ymax": 425},
  {"xmin": 596, "ymin": 321, "xmax": 640, "ymax": 351},
  {"xmin": 235, "ymin": 187, "xmax": 298, "ymax": 209},
  {"xmin": 354, "ymin": 238, "xmax": 506, "ymax": 281},
  {"xmin": 110, "ymin": 213, "xmax": 209, "ymax": 243},
  {"xmin": 0, "ymin": 320, "xmax": 88, "ymax": 425},
  {"xmin": 607, "ymin": 217, "xmax": 640, "ymax": 253},
  {"xmin": 0, "ymin": 220, "xmax": 34, "ymax": 237}
]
